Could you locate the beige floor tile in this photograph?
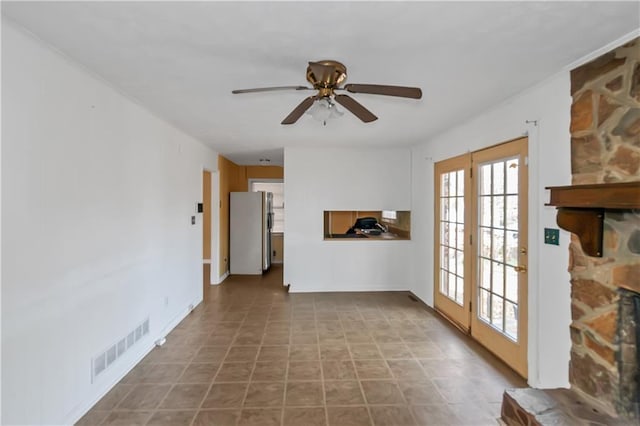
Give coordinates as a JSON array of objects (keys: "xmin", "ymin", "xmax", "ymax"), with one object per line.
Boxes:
[
  {"xmin": 361, "ymin": 380, "xmax": 405, "ymax": 405},
  {"xmin": 411, "ymin": 404, "xmax": 464, "ymax": 425},
  {"xmin": 291, "ymin": 332, "xmax": 318, "ymax": 344},
  {"xmin": 322, "ymin": 360, "xmax": 358, "ymax": 380},
  {"xmin": 324, "ymin": 381, "xmax": 365, "ymax": 405},
  {"xmin": 158, "ymin": 384, "xmax": 209, "ymax": 409},
  {"xmin": 201, "ymin": 383, "xmax": 248, "ymax": 408},
  {"xmin": 398, "ymin": 381, "xmax": 445, "ymax": 405},
  {"xmin": 178, "ymin": 363, "xmax": 219, "ymax": 383},
  {"xmin": 289, "ymin": 344, "xmax": 320, "ymax": 361},
  {"xmin": 237, "ymin": 408, "xmax": 282, "ymax": 426},
  {"xmin": 285, "ymin": 381, "xmax": 324, "ymax": 406},
  {"xmin": 91, "ymin": 383, "xmax": 133, "ymax": 411},
  {"xmin": 321, "ymin": 344, "xmax": 351, "ymax": 360},
  {"xmin": 288, "ymin": 360, "xmax": 322, "ymax": 381},
  {"xmin": 369, "ymin": 405, "xmax": 416, "ymax": 426},
  {"xmin": 243, "ymin": 382, "xmax": 285, "ymax": 407},
  {"xmin": 387, "ymin": 360, "xmax": 427, "ymax": 380},
  {"xmin": 344, "ymin": 331, "xmax": 375, "ymax": 344},
  {"xmin": 354, "ymin": 360, "xmax": 393, "ymax": 379},
  {"xmin": 256, "ymin": 345, "xmax": 289, "ymax": 362},
  {"xmin": 251, "ymin": 360, "xmax": 287, "ymax": 381},
  {"xmin": 378, "ymin": 343, "xmax": 414, "ymax": 359},
  {"xmin": 215, "ymin": 362, "xmax": 254, "ymax": 382},
  {"xmin": 116, "ymin": 384, "xmax": 171, "ymax": 410},
  {"xmin": 193, "ymin": 346, "xmax": 229, "ymax": 363},
  {"xmin": 283, "ymin": 407, "xmax": 326, "ymax": 426},
  {"xmin": 101, "ymin": 410, "xmax": 152, "ymax": 426},
  {"xmin": 145, "ymin": 410, "xmax": 196, "ymax": 426},
  {"xmin": 74, "ymin": 409, "xmax": 109, "ymax": 426},
  {"xmin": 262, "ymin": 332, "xmax": 290, "ymax": 345},
  {"xmin": 192, "ymin": 409, "xmax": 240, "ymax": 426},
  {"xmin": 225, "ymin": 346, "xmax": 260, "ymax": 363},
  {"xmin": 327, "ymin": 406, "xmax": 372, "ymax": 426},
  {"xmin": 349, "ymin": 344, "xmax": 383, "ymax": 360},
  {"xmin": 139, "ymin": 363, "xmax": 187, "ymax": 384}
]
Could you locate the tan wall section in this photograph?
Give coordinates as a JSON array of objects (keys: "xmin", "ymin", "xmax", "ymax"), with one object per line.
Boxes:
[
  {"xmin": 271, "ymin": 233, "xmax": 284, "ymax": 263},
  {"xmin": 202, "ymin": 170, "xmax": 211, "ymax": 260},
  {"xmin": 218, "ymin": 155, "xmax": 284, "ymax": 277},
  {"xmin": 246, "ymin": 166, "xmax": 284, "ymax": 181}
]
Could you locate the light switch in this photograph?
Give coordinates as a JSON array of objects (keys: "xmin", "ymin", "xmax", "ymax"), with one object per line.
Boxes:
[{"xmin": 544, "ymin": 228, "xmax": 559, "ymax": 245}]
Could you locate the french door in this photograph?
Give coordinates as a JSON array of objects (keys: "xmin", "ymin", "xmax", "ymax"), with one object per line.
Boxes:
[{"xmin": 434, "ymin": 137, "xmax": 528, "ymax": 378}]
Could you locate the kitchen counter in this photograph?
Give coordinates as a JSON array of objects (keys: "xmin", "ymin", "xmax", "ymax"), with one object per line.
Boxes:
[{"xmin": 324, "ymin": 230, "xmax": 410, "ymax": 240}]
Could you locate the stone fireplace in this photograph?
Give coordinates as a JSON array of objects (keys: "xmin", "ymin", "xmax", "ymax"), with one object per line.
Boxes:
[
  {"xmin": 502, "ymin": 38, "xmax": 640, "ymax": 424},
  {"xmin": 566, "ymin": 36, "xmax": 640, "ymax": 419}
]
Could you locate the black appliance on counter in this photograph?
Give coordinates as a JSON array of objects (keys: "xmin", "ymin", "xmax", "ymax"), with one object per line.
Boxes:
[{"xmin": 346, "ymin": 217, "xmax": 386, "ymax": 235}]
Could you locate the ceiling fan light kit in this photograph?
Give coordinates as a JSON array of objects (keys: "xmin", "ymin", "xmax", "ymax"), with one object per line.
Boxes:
[{"xmin": 232, "ymin": 60, "xmax": 422, "ymax": 125}]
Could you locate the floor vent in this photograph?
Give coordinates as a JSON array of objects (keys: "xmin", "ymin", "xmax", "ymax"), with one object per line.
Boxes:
[{"xmin": 92, "ymin": 317, "xmax": 149, "ymax": 382}]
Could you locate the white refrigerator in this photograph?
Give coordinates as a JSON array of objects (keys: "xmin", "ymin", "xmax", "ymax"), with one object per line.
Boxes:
[{"xmin": 230, "ymin": 191, "xmax": 273, "ymax": 275}]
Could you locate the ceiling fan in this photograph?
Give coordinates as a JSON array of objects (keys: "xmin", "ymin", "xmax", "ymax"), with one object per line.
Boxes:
[{"xmin": 232, "ymin": 60, "xmax": 422, "ymax": 125}]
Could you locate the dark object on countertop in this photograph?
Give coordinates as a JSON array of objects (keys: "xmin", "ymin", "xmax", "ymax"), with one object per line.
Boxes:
[
  {"xmin": 346, "ymin": 217, "xmax": 387, "ymax": 234},
  {"xmin": 329, "ymin": 233, "xmax": 369, "ymax": 238}
]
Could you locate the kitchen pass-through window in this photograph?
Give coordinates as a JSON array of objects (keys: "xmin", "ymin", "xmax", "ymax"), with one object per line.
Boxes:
[{"xmin": 250, "ymin": 180, "xmax": 284, "ymax": 233}]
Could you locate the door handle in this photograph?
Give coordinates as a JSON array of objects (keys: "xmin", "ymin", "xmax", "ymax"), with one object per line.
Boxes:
[{"xmin": 513, "ymin": 265, "xmax": 527, "ymax": 273}]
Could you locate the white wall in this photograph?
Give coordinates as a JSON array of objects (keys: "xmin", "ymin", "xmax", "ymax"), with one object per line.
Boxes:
[
  {"xmin": 284, "ymin": 147, "xmax": 413, "ymax": 292},
  {"xmin": 1, "ymin": 21, "xmax": 218, "ymax": 425},
  {"xmin": 410, "ymin": 73, "xmax": 573, "ymax": 388}
]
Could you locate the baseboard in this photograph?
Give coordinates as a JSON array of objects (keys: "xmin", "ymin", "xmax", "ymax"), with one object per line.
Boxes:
[
  {"xmin": 290, "ymin": 286, "xmax": 411, "ymax": 293},
  {"xmin": 66, "ymin": 297, "xmax": 201, "ymax": 425},
  {"xmin": 214, "ymin": 271, "xmax": 229, "ymax": 285}
]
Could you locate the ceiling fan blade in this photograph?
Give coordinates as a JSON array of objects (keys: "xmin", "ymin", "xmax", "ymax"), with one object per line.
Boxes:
[
  {"xmin": 308, "ymin": 61, "xmax": 335, "ymax": 84},
  {"xmin": 343, "ymin": 84, "xmax": 422, "ymax": 99},
  {"xmin": 232, "ymin": 86, "xmax": 311, "ymax": 94},
  {"xmin": 334, "ymin": 94, "xmax": 378, "ymax": 123},
  {"xmin": 281, "ymin": 96, "xmax": 318, "ymax": 125}
]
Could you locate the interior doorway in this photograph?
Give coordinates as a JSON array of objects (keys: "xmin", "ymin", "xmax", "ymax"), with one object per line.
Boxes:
[{"xmin": 434, "ymin": 137, "xmax": 529, "ymax": 378}]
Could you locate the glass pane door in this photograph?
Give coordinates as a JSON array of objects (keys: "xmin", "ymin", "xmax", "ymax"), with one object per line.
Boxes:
[
  {"xmin": 477, "ymin": 157, "xmax": 520, "ymax": 340},
  {"xmin": 434, "ymin": 154, "xmax": 471, "ymax": 330},
  {"xmin": 471, "ymin": 137, "xmax": 528, "ymax": 378},
  {"xmin": 440, "ymin": 169, "xmax": 465, "ymax": 305}
]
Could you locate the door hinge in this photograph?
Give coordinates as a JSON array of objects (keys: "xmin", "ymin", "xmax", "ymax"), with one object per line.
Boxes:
[
  {"xmin": 470, "ymin": 167, "xmax": 473, "ymax": 178},
  {"xmin": 469, "ymin": 301, "xmax": 472, "ymax": 312},
  {"xmin": 469, "ymin": 234, "xmax": 472, "ymax": 245}
]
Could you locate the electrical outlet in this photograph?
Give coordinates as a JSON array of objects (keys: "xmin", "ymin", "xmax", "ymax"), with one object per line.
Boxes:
[{"xmin": 544, "ymin": 228, "xmax": 559, "ymax": 245}]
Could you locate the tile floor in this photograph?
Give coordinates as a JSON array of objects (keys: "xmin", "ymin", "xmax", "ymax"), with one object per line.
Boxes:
[{"xmin": 77, "ymin": 265, "xmax": 525, "ymax": 426}]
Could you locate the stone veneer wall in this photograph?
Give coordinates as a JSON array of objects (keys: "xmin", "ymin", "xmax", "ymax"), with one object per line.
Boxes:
[{"xmin": 568, "ymin": 37, "xmax": 640, "ymax": 416}]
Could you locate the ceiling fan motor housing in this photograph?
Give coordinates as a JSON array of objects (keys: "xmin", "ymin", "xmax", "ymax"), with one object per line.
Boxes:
[{"xmin": 306, "ymin": 60, "xmax": 347, "ymax": 97}]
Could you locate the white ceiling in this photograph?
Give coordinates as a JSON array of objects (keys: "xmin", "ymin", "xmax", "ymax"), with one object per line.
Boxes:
[{"xmin": 3, "ymin": 2, "xmax": 639, "ymax": 166}]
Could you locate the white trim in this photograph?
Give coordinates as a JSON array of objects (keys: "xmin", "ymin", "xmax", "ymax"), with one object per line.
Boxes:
[
  {"xmin": 202, "ymin": 259, "xmax": 211, "ymax": 264},
  {"xmin": 564, "ymin": 29, "xmax": 640, "ymax": 72},
  {"xmin": 214, "ymin": 271, "xmax": 229, "ymax": 285},
  {"xmin": 271, "ymin": 260, "xmax": 284, "ymax": 264}
]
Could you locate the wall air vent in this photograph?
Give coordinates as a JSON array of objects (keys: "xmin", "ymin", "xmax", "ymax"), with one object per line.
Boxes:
[{"xmin": 92, "ymin": 317, "xmax": 150, "ymax": 382}]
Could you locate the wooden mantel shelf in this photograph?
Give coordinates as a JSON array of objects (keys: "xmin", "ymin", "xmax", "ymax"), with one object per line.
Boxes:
[{"xmin": 546, "ymin": 182, "xmax": 640, "ymax": 257}]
